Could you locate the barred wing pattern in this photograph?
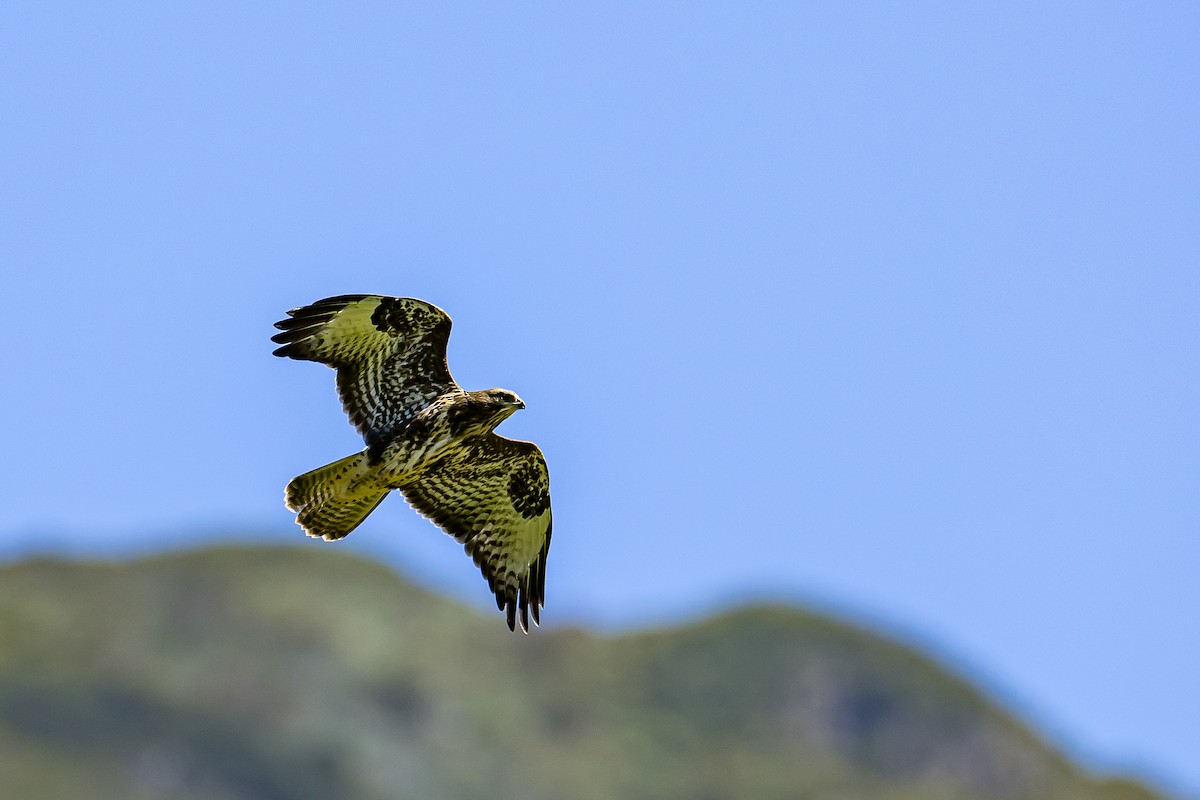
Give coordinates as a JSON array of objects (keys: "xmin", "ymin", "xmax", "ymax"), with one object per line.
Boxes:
[
  {"xmin": 272, "ymin": 295, "xmax": 458, "ymax": 444},
  {"xmin": 400, "ymin": 435, "xmax": 553, "ymax": 632}
]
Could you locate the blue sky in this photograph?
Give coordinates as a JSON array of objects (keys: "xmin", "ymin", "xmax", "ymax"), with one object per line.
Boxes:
[{"xmin": 2, "ymin": 3, "xmax": 1197, "ymax": 795}]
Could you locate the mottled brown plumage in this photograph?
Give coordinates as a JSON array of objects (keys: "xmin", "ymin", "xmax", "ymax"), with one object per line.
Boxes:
[{"xmin": 272, "ymin": 295, "xmax": 552, "ymax": 632}]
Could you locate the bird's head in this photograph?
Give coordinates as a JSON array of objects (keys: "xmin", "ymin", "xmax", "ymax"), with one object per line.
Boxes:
[
  {"xmin": 448, "ymin": 389, "xmax": 526, "ymax": 437},
  {"xmin": 485, "ymin": 388, "xmax": 526, "ymax": 413}
]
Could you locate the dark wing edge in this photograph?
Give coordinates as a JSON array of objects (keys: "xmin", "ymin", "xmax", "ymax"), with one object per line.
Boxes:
[
  {"xmin": 270, "ymin": 294, "xmax": 374, "ymax": 360},
  {"xmin": 400, "ymin": 437, "xmax": 553, "ymax": 633}
]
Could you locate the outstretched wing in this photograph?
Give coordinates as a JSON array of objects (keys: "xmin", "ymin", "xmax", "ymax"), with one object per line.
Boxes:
[
  {"xmin": 399, "ymin": 435, "xmax": 552, "ymax": 632},
  {"xmin": 272, "ymin": 295, "xmax": 458, "ymax": 444}
]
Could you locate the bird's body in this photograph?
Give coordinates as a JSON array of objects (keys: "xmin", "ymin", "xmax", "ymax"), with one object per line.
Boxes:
[
  {"xmin": 369, "ymin": 390, "xmax": 516, "ymax": 482},
  {"xmin": 272, "ymin": 295, "xmax": 552, "ymax": 632}
]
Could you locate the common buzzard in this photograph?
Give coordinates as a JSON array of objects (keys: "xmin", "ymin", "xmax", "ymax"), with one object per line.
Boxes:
[{"xmin": 272, "ymin": 295, "xmax": 552, "ymax": 632}]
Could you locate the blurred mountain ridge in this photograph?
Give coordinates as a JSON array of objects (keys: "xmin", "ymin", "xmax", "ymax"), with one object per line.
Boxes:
[{"xmin": 0, "ymin": 545, "xmax": 1167, "ymax": 800}]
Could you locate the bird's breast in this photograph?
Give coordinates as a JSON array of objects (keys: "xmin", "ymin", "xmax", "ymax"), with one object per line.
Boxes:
[{"xmin": 371, "ymin": 416, "xmax": 462, "ymax": 484}]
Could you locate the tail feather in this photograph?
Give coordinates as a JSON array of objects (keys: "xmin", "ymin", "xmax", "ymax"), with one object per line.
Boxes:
[{"xmin": 285, "ymin": 453, "xmax": 388, "ymax": 540}]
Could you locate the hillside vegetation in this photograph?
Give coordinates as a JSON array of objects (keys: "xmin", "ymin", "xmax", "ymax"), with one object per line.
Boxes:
[{"xmin": 0, "ymin": 546, "xmax": 1164, "ymax": 800}]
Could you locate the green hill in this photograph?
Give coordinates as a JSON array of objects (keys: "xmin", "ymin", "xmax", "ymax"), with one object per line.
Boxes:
[{"xmin": 0, "ymin": 546, "xmax": 1165, "ymax": 800}]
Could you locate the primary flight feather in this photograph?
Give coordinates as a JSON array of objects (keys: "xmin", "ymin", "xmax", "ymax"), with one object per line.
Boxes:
[{"xmin": 272, "ymin": 295, "xmax": 552, "ymax": 632}]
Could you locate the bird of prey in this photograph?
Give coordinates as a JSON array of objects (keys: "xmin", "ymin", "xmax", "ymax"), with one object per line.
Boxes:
[{"xmin": 271, "ymin": 295, "xmax": 552, "ymax": 632}]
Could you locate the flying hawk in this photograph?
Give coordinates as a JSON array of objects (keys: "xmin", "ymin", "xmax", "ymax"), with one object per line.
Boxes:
[{"xmin": 272, "ymin": 295, "xmax": 552, "ymax": 632}]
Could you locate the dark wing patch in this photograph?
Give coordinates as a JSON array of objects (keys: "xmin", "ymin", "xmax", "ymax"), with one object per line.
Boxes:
[
  {"xmin": 399, "ymin": 435, "xmax": 552, "ymax": 632},
  {"xmin": 272, "ymin": 295, "xmax": 458, "ymax": 444}
]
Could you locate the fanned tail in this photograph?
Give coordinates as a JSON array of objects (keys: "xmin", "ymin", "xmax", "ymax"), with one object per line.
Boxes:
[{"xmin": 285, "ymin": 453, "xmax": 388, "ymax": 540}]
